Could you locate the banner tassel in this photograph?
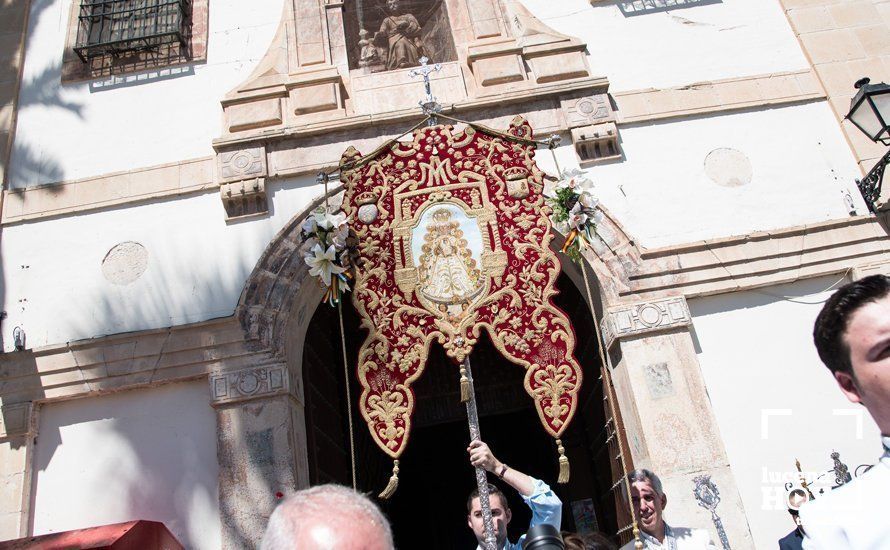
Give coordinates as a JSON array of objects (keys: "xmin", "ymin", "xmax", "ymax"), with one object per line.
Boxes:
[
  {"xmin": 379, "ymin": 460, "xmax": 400, "ymax": 499},
  {"xmin": 459, "ymin": 364, "xmax": 470, "ymax": 403},
  {"xmin": 556, "ymin": 439, "xmax": 570, "ymax": 484}
]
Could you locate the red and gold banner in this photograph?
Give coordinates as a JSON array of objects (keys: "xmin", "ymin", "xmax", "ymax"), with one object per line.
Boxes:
[{"xmin": 341, "ymin": 116, "xmax": 582, "ymax": 461}]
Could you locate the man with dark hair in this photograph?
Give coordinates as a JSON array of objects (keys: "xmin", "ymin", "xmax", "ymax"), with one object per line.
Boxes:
[
  {"xmin": 801, "ymin": 274, "xmax": 890, "ymax": 548},
  {"xmin": 619, "ymin": 469, "xmax": 716, "ymax": 549},
  {"xmin": 466, "ymin": 440, "xmax": 562, "ymax": 549}
]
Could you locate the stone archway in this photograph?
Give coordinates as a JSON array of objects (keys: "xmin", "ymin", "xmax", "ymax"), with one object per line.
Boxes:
[{"xmin": 231, "ymin": 186, "xmax": 643, "ymax": 547}]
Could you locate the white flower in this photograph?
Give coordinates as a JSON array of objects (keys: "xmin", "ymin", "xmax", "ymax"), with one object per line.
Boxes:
[
  {"xmin": 329, "ymin": 211, "xmax": 349, "ymax": 229},
  {"xmin": 569, "ymin": 193, "xmax": 599, "ymax": 232},
  {"xmin": 305, "ymin": 244, "xmax": 345, "ymax": 287},
  {"xmin": 301, "ymin": 216, "xmax": 318, "ymax": 235},
  {"xmin": 560, "ymin": 168, "xmax": 594, "ymax": 192},
  {"xmin": 331, "ymin": 224, "xmax": 350, "ymax": 250},
  {"xmin": 313, "ymin": 211, "xmax": 334, "ymax": 231},
  {"xmin": 577, "ymin": 191, "xmax": 598, "ymax": 210},
  {"xmin": 299, "ymin": 236, "xmax": 321, "ymax": 256},
  {"xmin": 569, "ymin": 202, "xmax": 590, "ymax": 230}
]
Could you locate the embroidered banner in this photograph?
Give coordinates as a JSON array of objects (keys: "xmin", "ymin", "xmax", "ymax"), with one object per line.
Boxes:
[{"xmin": 341, "ymin": 116, "xmax": 582, "ymax": 459}]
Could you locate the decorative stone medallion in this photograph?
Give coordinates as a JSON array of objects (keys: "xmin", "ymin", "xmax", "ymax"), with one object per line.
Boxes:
[
  {"xmin": 704, "ymin": 148, "xmax": 752, "ymax": 188},
  {"xmin": 101, "ymin": 242, "xmax": 149, "ymax": 285}
]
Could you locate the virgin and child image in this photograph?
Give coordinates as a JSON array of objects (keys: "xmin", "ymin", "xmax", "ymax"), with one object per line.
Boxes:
[{"xmin": 415, "ymin": 207, "xmax": 485, "ymax": 311}]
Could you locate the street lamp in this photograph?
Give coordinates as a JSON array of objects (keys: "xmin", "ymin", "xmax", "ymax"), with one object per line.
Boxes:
[{"xmin": 846, "ymin": 78, "xmax": 890, "ymax": 211}]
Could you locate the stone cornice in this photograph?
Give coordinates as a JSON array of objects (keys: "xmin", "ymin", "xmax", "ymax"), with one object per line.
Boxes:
[
  {"xmin": 0, "ymin": 318, "xmax": 271, "ymax": 405},
  {"xmin": 614, "ymin": 69, "xmax": 823, "ymax": 125},
  {"xmin": 620, "ymin": 216, "xmax": 890, "ymax": 300},
  {"xmin": 212, "ymin": 77, "xmax": 610, "ymax": 150}
]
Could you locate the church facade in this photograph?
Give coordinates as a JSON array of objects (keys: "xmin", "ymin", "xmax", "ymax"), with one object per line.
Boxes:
[{"xmin": 0, "ymin": 0, "xmax": 888, "ymax": 548}]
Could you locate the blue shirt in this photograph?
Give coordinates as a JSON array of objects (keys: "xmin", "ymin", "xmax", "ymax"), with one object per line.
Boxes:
[{"xmin": 475, "ymin": 478, "xmax": 562, "ymax": 550}]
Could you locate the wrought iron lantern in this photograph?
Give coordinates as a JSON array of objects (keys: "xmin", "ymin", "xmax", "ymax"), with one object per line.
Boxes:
[
  {"xmin": 847, "ymin": 78, "xmax": 890, "ymax": 145},
  {"xmin": 846, "ymin": 78, "xmax": 890, "ymax": 212}
]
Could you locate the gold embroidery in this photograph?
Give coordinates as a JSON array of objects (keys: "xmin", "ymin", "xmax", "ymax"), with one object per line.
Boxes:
[{"xmin": 368, "ymin": 390, "xmax": 409, "ymax": 449}]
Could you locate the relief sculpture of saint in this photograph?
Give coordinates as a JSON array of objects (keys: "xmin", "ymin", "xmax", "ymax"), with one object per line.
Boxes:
[{"xmin": 375, "ymin": 0, "xmax": 425, "ymax": 70}]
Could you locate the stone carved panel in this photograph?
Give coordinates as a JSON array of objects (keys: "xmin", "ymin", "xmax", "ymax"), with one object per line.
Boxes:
[
  {"xmin": 0, "ymin": 403, "xmax": 32, "ymax": 439},
  {"xmin": 571, "ymin": 122, "xmax": 622, "ymax": 165},
  {"xmin": 220, "ymin": 178, "xmax": 269, "ymax": 220},
  {"xmin": 561, "ymin": 94, "xmax": 614, "ymax": 127},
  {"xmin": 210, "ymin": 364, "xmax": 293, "ymax": 405},
  {"xmin": 602, "ymin": 296, "xmax": 691, "ymax": 348},
  {"xmin": 218, "ymin": 147, "xmax": 268, "ymax": 182}
]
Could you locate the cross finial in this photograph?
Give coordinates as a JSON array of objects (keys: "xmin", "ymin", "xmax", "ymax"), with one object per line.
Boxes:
[{"xmin": 409, "ymin": 57, "xmax": 443, "ymax": 125}]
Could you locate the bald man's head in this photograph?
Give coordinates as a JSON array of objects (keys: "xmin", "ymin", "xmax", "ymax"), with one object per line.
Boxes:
[{"xmin": 260, "ymin": 484, "xmax": 393, "ymax": 550}]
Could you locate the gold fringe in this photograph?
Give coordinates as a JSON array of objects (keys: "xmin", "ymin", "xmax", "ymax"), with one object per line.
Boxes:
[
  {"xmin": 378, "ymin": 460, "xmax": 400, "ymax": 499},
  {"xmin": 459, "ymin": 364, "xmax": 470, "ymax": 403},
  {"xmin": 556, "ymin": 439, "xmax": 570, "ymax": 484}
]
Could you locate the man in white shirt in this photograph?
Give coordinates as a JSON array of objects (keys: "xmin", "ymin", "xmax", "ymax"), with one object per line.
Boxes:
[
  {"xmin": 619, "ymin": 469, "xmax": 717, "ymax": 550},
  {"xmin": 466, "ymin": 440, "xmax": 562, "ymax": 550},
  {"xmin": 801, "ymin": 274, "xmax": 890, "ymax": 549}
]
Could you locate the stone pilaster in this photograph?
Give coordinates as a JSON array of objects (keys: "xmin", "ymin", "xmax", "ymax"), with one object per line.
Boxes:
[
  {"xmin": 0, "ymin": 402, "xmax": 35, "ymax": 540},
  {"xmin": 605, "ymin": 296, "xmax": 755, "ymax": 549},
  {"xmin": 210, "ymin": 363, "xmax": 310, "ymax": 549}
]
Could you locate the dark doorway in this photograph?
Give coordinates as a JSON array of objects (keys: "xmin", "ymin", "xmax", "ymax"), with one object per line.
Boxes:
[{"xmin": 302, "ymin": 272, "xmax": 625, "ymax": 548}]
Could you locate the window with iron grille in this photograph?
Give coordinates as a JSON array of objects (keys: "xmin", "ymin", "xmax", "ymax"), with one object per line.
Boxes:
[
  {"xmin": 619, "ymin": 0, "xmax": 722, "ymax": 16},
  {"xmin": 73, "ymin": 0, "xmax": 190, "ymax": 62}
]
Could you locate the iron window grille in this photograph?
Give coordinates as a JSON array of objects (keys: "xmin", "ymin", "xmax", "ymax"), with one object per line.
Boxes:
[
  {"xmin": 619, "ymin": 0, "xmax": 721, "ymax": 16},
  {"xmin": 73, "ymin": 0, "xmax": 190, "ymax": 62}
]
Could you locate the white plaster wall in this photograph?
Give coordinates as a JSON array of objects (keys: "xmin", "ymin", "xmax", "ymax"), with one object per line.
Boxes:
[
  {"xmin": 31, "ymin": 381, "xmax": 220, "ymax": 550},
  {"xmin": 523, "ymin": 0, "xmax": 809, "ymax": 91},
  {"xmin": 539, "ymin": 102, "xmax": 867, "ymax": 248},
  {"xmin": 10, "ymin": 0, "xmax": 812, "ymax": 188},
  {"xmin": 9, "ymin": 0, "xmax": 284, "ymax": 188},
  {"xmin": 0, "ymin": 176, "xmax": 325, "ymax": 351},
  {"xmin": 690, "ymin": 276, "xmax": 882, "ymax": 550}
]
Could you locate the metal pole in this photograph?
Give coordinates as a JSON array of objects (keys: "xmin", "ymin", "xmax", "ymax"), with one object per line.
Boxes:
[{"xmin": 463, "ymin": 357, "xmax": 498, "ymax": 550}]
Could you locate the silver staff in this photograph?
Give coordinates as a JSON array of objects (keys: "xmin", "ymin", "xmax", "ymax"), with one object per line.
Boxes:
[{"xmin": 463, "ymin": 356, "xmax": 497, "ymax": 550}]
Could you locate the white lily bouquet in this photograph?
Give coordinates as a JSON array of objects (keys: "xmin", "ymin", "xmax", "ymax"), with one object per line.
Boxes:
[
  {"xmin": 544, "ymin": 168, "xmax": 603, "ymax": 263},
  {"xmin": 300, "ymin": 209, "xmax": 359, "ymax": 306}
]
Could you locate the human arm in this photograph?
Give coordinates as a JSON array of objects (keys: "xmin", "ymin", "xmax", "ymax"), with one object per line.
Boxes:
[
  {"xmin": 467, "ymin": 440, "xmax": 533, "ymax": 496},
  {"xmin": 467, "ymin": 440, "xmax": 562, "ymax": 530}
]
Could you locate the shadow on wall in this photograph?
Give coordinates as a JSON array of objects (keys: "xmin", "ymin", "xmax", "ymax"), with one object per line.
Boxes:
[
  {"xmin": 51, "ymin": 194, "xmax": 256, "ymax": 343},
  {"xmin": 20, "ymin": 212, "xmax": 287, "ymax": 548},
  {"xmin": 30, "ymin": 382, "xmax": 223, "ymax": 550},
  {"xmin": 8, "ymin": 61, "xmax": 83, "ymax": 189},
  {"xmin": 7, "ymin": 0, "xmax": 87, "ymax": 189}
]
